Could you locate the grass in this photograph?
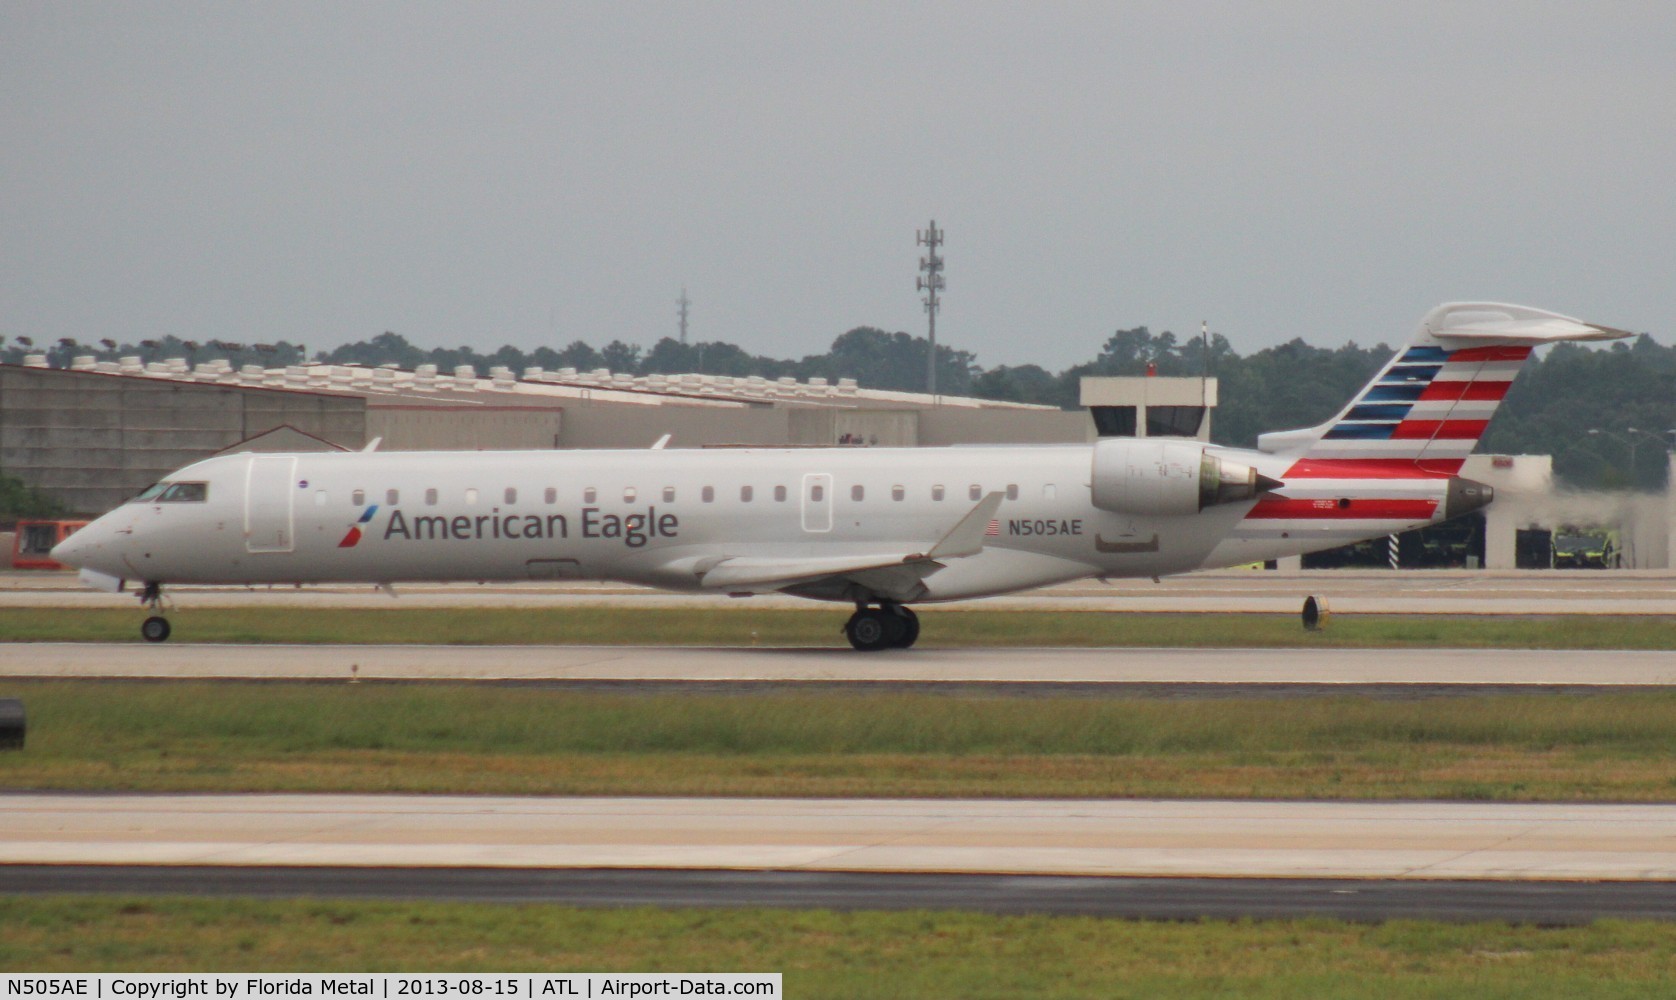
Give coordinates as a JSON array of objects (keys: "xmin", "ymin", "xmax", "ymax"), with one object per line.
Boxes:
[
  {"xmin": 4, "ymin": 681, "xmax": 1676, "ymax": 799},
  {"xmin": 2, "ymin": 606, "xmax": 1675, "ymax": 647},
  {"xmin": 3, "ymin": 897, "xmax": 1676, "ymax": 997}
]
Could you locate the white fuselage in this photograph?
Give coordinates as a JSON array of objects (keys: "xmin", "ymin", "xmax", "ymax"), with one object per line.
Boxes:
[{"xmin": 58, "ymin": 442, "xmax": 1453, "ymax": 604}]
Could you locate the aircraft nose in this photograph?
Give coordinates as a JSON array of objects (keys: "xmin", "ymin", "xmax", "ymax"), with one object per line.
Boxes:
[
  {"xmin": 50, "ymin": 529, "xmax": 89, "ymax": 567},
  {"xmin": 51, "ymin": 517, "xmax": 120, "ymax": 571}
]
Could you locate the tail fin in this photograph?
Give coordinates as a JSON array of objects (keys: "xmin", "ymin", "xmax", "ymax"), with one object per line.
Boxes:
[{"xmin": 1257, "ymin": 303, "xmax": 1630, "ymax": 479}]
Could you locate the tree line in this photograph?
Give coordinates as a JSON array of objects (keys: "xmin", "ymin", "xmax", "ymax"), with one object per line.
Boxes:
[{"xmin": 3, "ymin": 321, "xmax": 1670, "ymax": 490}]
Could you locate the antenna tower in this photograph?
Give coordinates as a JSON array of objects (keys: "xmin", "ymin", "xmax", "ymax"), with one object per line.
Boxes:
[
  {"xmin": 677, "ymin": 288, "xmax": 691, "ymax": 345},
  {"xmin": 916, "ymin": 221, "xmax": 944, "ymax": 398}
]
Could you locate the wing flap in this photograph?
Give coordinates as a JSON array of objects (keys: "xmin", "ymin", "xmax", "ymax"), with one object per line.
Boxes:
[{"xmin": 699, "ymin": 551, "xmax": 939, "ymax": 590}]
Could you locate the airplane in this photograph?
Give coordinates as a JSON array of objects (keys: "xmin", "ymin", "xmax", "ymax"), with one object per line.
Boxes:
[{"xmin": 51, "ymin": 302, "xmax": 1628, "ymax": 650}]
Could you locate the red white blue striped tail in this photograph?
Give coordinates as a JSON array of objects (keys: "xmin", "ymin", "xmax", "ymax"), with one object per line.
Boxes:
[
  {"xmin": 1256, "ymin": 303, "xmax": 1627, "ymax": 482},
  {"xmin": 1225, "ymin": 303, "xmax": 1627, "ymax": 562}
]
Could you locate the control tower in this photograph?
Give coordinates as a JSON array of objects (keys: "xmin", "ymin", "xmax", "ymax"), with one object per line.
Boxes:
[{"xmin": 1079, "ymin": 376, "xmax": 1218, "ymax": 441}]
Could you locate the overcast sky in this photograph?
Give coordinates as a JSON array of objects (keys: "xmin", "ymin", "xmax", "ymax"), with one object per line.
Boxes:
[{"xmin": 4, "ymin": 2, "xmax": 1672, "ymax": 372}]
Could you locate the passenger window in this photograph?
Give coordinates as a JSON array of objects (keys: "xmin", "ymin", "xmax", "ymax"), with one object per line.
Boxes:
[
  {"xmin": 386, "ymin": 489, "xmax": 399, "ymax": 505},
  {"xmin": 702, "ymin": 486, "xmax": 715, "ymax": 503},
  {"xmin": 584, "ymin": 488, "xmax": 597, "ymax": 503},
  {"xmin": 157, "ymin": 482, "xmax": 209, "ymax": 502},
  {"xmin": 741, "ymin": 485, "xmax": 753, "ymax": 502},
  {"xmin": 1007, "ymin": 484, "xmax": 1019, "ymax": 501},
  {"xmin": 465, "ymin": 488, "xmax": 479, "ymax": 505},
  {"xmin": 544, "ymin": 487, "xmax": 557, "ymax": 504},
  {"xmin": 663, "ymin": 486, "xmax": 676, "ymax": 502},
  {"xmin": 932, "ymin": 485, "xmax": 945, "ymax": 501},
  {"xmin": 505, "ymin": 487, "xmax": 517, "ymax": 504},
  {"xmin": 811, "ymin": 484, "xmax": 824, "ymax": 502},
  {"xmin": 891, "ymin": 485, "xmax": 904, "ymax": 501},
  {"xmin": 425, "ymin": 488, "xmax": 438, "ymax": 506},
  {"xmin": 851, "ymin": 485, "xmax": 865, "ymax": 501},
  {"xmin": 352, "ymin": 489, "xmax": 365, "ymax": 506},
  {"xmin": 774, "ymin": 485, "xmax": 787, "ymax": 502},
  {"xmin": 969, "ymin": 485, "xmax": 982, "ymax": 501}
]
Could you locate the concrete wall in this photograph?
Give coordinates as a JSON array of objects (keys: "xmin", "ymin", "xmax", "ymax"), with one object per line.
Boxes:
[
  {"xmin": 1468, "ymin": 455, "xmax": 1555, "ymax": 569},
  {"xmin": 367, "ymin": 406, "xmax": 565, "ymax": 451},
  {"xmin": 788, "ymin": 408, "xmax": 919, "ymax": 447},
  {"xmin": 1471, "ymin": 453, "xmax": 1673, "ymax": 569},
  {"xmin": 553, "ymin": 399, "xmax": 1089, "ymax": 450},
  {"xmin": 556, "ymin": 403, "xmax": 794, "ymax": 449},
  {"xmin": 918, "ymin": 407, "xmax": 1094, "ymax": 446},
  {"xmin": 1669, "ymin": 453, "xmax": 1676, "ymax": 571},
  {"xmin": 0, "ymin": 366, "xmax": 365, "ymax": 514}
]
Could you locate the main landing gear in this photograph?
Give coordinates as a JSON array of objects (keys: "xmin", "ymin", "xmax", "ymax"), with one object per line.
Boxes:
[
  {"xmin": 138, "ymin": 581, "xmax": 171, "ymax": 643},
  {"xmin": 843, "ymin": 603, "xmax": 919, "ymax": 651}
]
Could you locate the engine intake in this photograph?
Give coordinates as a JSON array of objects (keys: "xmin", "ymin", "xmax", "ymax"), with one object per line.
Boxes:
[{"xmin": 1091, "ymin": 439, "xmax": 1280, "ymax": 515}]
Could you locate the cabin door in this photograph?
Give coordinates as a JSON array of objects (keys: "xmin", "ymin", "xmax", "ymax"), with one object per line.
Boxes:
[
  {"xmin": 801, "ymin": 473, "xmax": 833, "ymax": 533},
  {"xmin": 245, "ymin": 455, "xmax": 297, "ymax": 553}
]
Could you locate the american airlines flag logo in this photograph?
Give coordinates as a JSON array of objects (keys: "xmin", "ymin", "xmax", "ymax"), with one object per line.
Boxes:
[
  {"xmin": 338, "ymin": 505, "xmax": 379, "ymax": 548},
  {"xmin": 985, "ymin": 519, "xmax": 1000, "ymax": 537}
]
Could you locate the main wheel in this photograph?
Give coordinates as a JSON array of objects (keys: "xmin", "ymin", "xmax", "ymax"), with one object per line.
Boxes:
[
  {"xmin": 844, "ymin": 609, "xmax": 894, "ymax": 651},
  {"xmin": 141, "ymin": 616, "xmax": 171, "ymax": 643},
  {"xmin": 891, "ymin": 607, "xmax": 920, "ymax": 648}
]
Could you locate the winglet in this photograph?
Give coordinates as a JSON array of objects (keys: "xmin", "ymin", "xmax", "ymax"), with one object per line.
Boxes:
[
  {"xmin": 926, "ymin": 491, "xmax": 1005, "ymax": 560},
  {"xmin": 361, "ymin": 437, "xmax": 383, "ymax": 453},
  {"xmin": 651, "ymin": 434, "xmax": 672, "ymax": 450}
]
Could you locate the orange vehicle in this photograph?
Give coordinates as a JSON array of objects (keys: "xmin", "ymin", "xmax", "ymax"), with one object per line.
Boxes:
[{"xmin": 11, "ymin": 519, "xmax": 90, "ymax": 570}]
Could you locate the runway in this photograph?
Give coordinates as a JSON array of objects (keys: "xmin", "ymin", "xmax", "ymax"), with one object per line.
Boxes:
[
  {"xmin": 5, "ymin": 794, "xmax": 1675, "ymax": 881},
  {"xmin": 4, "ymin": 642, "xmax": 1675, "ymax": 685}
]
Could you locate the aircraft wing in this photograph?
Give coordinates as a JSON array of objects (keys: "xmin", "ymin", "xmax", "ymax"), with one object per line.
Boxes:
[{"xmin": 694, "ymin": 491, "xmax": 1006, "ymax": 599}]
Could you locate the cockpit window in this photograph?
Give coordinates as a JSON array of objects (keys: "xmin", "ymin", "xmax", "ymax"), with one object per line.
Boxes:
[
  {"xmin": 131, "ymin": 483, "xmax": 168, "ymax": 502},
  {"xmin": 157, "ymin": 482, "xmax": 209, "ymax": 502}
]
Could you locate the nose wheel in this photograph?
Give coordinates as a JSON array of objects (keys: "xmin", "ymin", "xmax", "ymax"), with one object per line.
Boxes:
[
  {"xmin": 843, "ymin": 604, "xmax": 920, "ymax": 651},
  {"xmin": 138, "ymin": 581, "xmax": 172, "ymax": 642}
]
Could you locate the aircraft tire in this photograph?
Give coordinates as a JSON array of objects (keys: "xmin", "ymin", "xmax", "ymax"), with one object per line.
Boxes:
[
  {"xmin": 845, "ymin": 609, "xmax": 893, "ymax": 651},
  {"xmin": 891, "ymin": 607, "xmax": 920, "ymax": 649},
  {"xmin": 141, "ymin": 616, "xmax": 171, "ymax": 643}
]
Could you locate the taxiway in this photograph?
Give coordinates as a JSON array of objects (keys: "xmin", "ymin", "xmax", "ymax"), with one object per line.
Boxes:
[
  {"xmin": 3, "ymin": 642, "xmax": 1672, "ymax": 685},
  {"xmin": 5, "ymin": 794, "xmax": 1674, "ymax": 882}
]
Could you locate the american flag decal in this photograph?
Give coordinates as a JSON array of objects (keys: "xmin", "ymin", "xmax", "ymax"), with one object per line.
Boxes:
[{"xmin": 985, "ymin": 519, "xmax": 1000, "ymax": 537}]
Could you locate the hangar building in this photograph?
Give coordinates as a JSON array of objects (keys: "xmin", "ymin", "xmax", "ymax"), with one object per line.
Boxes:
[{"xmin": 0, "ymin": 354, "xmax": 1089, "ymax": 515}]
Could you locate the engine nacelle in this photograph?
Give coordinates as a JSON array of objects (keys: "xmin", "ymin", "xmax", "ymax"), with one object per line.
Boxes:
[{"xmin": 1090, "ymin": 439, "xmax": 1277, "ymax": 515}]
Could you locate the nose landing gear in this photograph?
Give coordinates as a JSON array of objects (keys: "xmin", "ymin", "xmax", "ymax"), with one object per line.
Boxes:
[
  {"xmin": 138, "ymin": 581, "xmax": 171, "ymax": 642},
  {"xmin": 843, "ymin": 603, "xmax": 920, "ymax": 651}
]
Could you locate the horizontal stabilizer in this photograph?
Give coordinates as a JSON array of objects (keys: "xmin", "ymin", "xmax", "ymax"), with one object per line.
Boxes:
[{"xmin": 1426, "ymin": 304, "xmax": 1631, "ymax": 345}]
